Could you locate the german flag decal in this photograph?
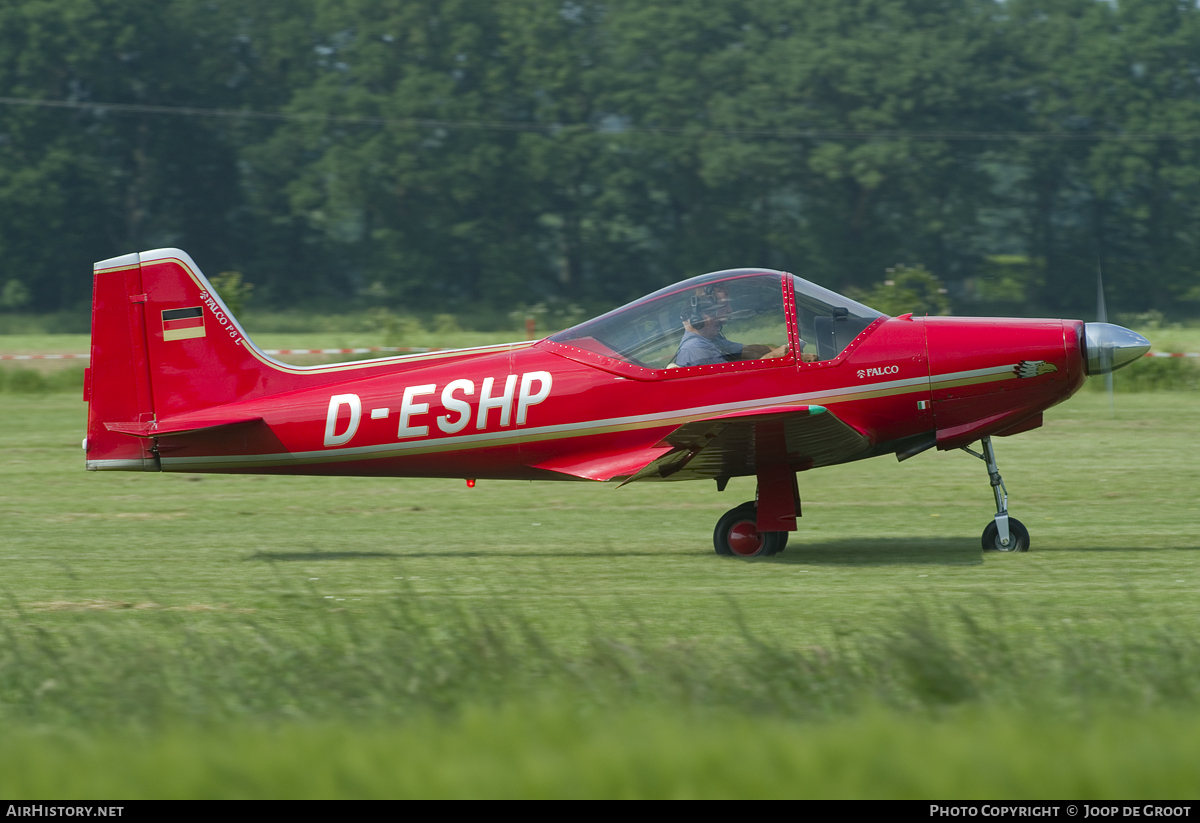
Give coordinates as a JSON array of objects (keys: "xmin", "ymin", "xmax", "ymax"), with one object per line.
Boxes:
[{"xmin": 162, "ymin": 307, "xmax": 205, "ymax": 341}]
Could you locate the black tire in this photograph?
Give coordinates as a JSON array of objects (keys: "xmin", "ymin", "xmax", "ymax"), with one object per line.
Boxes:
[
  {"xmin": 982, "ymin": 518, "xmax": 1030, "ymax": 553},
  {"xmin": 714, "ymin": 502, "xmax": 788, "ymax": 558}
]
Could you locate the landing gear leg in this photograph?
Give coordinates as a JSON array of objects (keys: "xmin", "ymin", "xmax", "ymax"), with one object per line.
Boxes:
[{"xmin": 961, "ymin": 436, "xmax": 1030, "ymax": 553}]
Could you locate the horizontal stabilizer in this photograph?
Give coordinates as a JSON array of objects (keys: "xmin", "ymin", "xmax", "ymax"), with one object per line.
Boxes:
[
  {"xmin": 104, "ymin": 417, "xmax": 264, "ymax": 438},
  {"xmin": 622, "ymin": 404, "xmax": 871, "ymax": 484}
]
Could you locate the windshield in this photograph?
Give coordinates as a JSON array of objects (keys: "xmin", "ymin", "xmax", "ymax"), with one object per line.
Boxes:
[
  {"xmin": 790, "ymin": 275, "xmax": 883, "ymax": 361},
  {"xmin": 550, "ymin": 270, "xmax": 789, "ymax": 370}
]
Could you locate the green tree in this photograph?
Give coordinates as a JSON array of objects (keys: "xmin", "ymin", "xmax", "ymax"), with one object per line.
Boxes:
[
  {"xmin": 208, "ymin": 271, "xmax": 254, "ymax": 316},
  {"xmin": 0, "ymin": 0, "xmax": 318, "ymax": 312},
  {"xmin": 1007, "ymin": 0, "xmax": 1200, "ymax": 315},
  {"xmin": 3, "ymin": 0, "xmax": 1200, "ymax": 323},
  {"xmin": 0, "ymin": 278, "xmax": 31, "ymax": 310},
  {"xmin": 847, "ymin": 263, "xmax": 951, "ymax": 316},
  {"xmin": 705, "ymin": 0, "xmax": 1016, "ymax": 292}
]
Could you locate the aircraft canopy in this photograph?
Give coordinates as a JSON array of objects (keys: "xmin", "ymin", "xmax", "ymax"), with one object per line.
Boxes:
[{"xmin": 549, "ymin": 269, "xmax": 882, "ymax": 369}]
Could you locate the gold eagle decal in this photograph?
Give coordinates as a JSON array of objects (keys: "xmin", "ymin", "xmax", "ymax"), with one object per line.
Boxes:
[{"xmin": 1015, "ymin": 360, "xmax": 1058, "ymax": 378}]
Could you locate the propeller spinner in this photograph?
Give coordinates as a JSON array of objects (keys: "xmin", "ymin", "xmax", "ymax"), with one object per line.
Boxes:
[{"xmin": 1083, "ymin": 322, "xmax": 1151, "ymax": 375}]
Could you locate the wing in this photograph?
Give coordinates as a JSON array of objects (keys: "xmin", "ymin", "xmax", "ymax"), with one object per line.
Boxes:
[
  {"xmin": 532, "ymin": 443, "xmax": 674, "ymax": 482},
  {"xmin": 620, "ymin": 404, "xmax": 871, "ymax": 484}
]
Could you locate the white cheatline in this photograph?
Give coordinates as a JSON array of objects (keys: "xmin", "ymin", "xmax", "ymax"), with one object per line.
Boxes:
[
  {"xmin": 0, "ymin": 353, "xmax": 91, "ymax": 360},
  {"xmin": 259, "ymin": 346, "xmax": 447, "ymax": 355},
  {"xmin": 929, "ymin": 363, "xmax": 1013, "ymax": 384},
  {"xmin": 158, "ymin": 373, "xmax": 935, "ymax": 470}
]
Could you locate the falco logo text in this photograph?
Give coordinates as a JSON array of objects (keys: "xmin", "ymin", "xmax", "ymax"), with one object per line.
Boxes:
[{"xmin": 857, "ymin": 365, "xmax": 900, "ymax": 379}]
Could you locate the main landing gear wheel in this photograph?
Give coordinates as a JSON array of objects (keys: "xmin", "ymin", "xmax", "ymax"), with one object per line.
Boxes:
[
  {"xmin": 714, "ymin": 502, "xmax": 788, "ymax": 558},
  {"xmin": 982, "ymin": 518, "xmax": 1030, "ymax": 553}
]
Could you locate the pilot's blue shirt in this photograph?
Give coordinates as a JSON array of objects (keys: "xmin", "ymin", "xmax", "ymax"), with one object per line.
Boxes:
[{"xmin": 675, "ymin": 331, "xmax": 743, "ymax": 367}]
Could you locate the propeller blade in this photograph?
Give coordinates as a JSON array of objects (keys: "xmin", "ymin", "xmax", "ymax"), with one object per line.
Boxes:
[{"xmin": 1098, "ymin": 265, "xmax": 1114, "ymax": 417}]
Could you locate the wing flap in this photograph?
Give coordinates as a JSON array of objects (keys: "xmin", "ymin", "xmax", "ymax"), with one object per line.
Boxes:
[
  {"xmin": 533, "ymin": 444, "xmax": 674, "ymax": 481},
  {"xmin": 622, "ymin": 405, "xmax": 871, "ymax": 484}
]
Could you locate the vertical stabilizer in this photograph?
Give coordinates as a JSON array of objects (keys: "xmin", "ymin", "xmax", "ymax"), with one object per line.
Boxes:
[
  {"xmin": 85, "ymin": 249, "xmax": 300, "ymax": 471},
  {"xmin": 85, "ymin": 248, "xmax": 440, "ymax": 472}
]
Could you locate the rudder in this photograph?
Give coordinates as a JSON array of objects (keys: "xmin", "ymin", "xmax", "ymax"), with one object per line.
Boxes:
[{"xmin": 85, "ymin": 252, "xmax": 158, "ymax": 470}]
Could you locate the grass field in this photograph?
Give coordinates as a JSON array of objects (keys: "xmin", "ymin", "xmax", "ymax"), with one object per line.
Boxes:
[{"xmin": 1, "ymin": 387, "xmax": 1199, "ymax": 797}]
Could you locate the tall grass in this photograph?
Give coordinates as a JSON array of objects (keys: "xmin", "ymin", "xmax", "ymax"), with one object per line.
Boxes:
[
  {"xmin": 4, "ymin": 592, "xmax": 1198, "ymax": 728},
  {"xmin": 0, "ymin": 311, "xmax": 90, "ymax": 335},
  {"xmin": 0, "ymin": 366, "xmax": 85, "ymax": 393},
  {"xmin": 6, "ymin": 592, "xmax": 1200, "ymax": 796},
  {"xmin": 4, "ymin": 706, "xmax": 1200, "ymax": 798},
  {"xmin": 1099, "ymin": 357, "xmax": 1200, "ymax": 392}
]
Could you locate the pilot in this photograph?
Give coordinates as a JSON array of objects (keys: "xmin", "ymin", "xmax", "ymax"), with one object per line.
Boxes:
[{"xmin": 675, "ymin": 285, "xmax": 801, "ymax": 367}]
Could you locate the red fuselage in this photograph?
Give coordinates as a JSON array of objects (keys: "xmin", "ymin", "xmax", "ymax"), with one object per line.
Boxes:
[
  {"xmin": 84, "ymin": 253, "xmax": 1087, "ymax": 486},
  {"xmin": 140, "ymin": 316, "xmax": 1086, "ymax": 480}
]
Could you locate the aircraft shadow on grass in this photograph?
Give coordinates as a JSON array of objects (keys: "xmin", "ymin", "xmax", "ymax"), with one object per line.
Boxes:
[
  {"xmin": 245, "ymin": 541, "xmax": 1200, "ymax": 565},
  {"xmin": 246, "ymin": 550, "xmax": 400, "ymax": 561},
  {"xmin": 769, "ymin": 537, "xmax": 982, "ymax": 567},
  {"xmin": 245, "ymin": 549, "xmax": 666, "ymax": 561},
  {"xmin": 1049, "ymin": 545, "xmax": 1200, "ymax": 553},
  {"xmin": 245, "ymin": 538, "xmax": 983, "ymax": 566}
]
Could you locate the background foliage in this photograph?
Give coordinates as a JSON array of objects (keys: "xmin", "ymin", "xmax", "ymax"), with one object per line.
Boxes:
[{"xmin": 2, "ymin": 0, "xmax": 1200, "ymax": 321}]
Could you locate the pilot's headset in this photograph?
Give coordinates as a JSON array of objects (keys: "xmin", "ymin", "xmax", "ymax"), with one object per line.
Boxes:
[{"xmin": 683, "ymin": 284, "xmax": 723, "ymax": 329}]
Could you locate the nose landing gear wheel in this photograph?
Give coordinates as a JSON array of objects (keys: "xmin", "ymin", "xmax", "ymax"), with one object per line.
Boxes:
[
  {"xmin": 963, "ymin": 437, "xmax": 1031, "ymax": 554},
  {"xmin": 714, "ymin": 502, "xmax": 788, "ymax": 558},
  {"xmin": 982, "ymin": 518, "xmax": 1030, "ymax": 552}
]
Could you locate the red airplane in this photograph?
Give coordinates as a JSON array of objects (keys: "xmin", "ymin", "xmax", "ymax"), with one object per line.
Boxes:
[{"xmin": 83, "ymin": 249, "xmax": 1150, "ymax": 557}]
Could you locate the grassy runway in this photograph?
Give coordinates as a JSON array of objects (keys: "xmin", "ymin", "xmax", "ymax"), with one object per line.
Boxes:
[{"xmin": 1, "ymin": 390, "xmax": 1198, "ymax": 797}]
